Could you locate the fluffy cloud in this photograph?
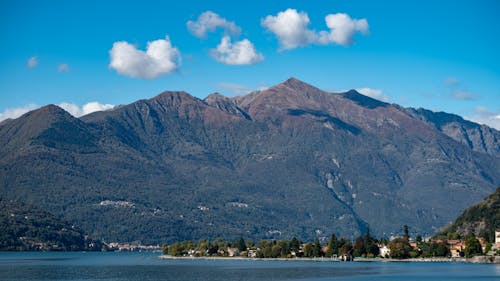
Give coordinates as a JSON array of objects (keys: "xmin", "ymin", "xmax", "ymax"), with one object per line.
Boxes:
[
  {"xmin": 27, "ymin": 56, "xmax": 38, "ymax": 68},
  {"xmin": 0, "ymin": 104, "xmax": 38, "ymax": 122},
  {"xmin": 58, "ymin": 63, "xmax": 70, "ymax": 73},
  {"xmin": 109, "ymin": 36, "xmax": 180, "ymax": 79},
  {"xmin": 210, "ymin": 36, "xmax": 263, "ymax": 65},
  {"xmin": 261, "ymin": 9, "xmax": 316, "ymax": 50},
  {"xmin": 262, "ymin": 8, "xmax": 369, "ymax": 50},
  {"xmin": 187, "ymin": 11, "xmax": 241, "ymax": 38},
  {"xmin": 319, "ymin": 13, "xmax": 369, "ymax": 46},
  {"xmin": 466, "ymin": 106, "xmax": 500, "ymax": 130},
  {"xmin": 356, "ymin": 87, "xmax": 390, "ymax": 102},
  {"xmin": 59, "ymin": 102, "xmax": 114, "ymax": 117}
]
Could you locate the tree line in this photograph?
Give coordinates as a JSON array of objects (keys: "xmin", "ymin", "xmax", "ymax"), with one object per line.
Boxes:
[{"xmin": 163, "ymin": 225, "xmax": 486, "ymax": 259}]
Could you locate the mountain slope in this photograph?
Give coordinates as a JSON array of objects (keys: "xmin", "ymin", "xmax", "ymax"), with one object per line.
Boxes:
[
  {"xmin": 0, "ymin": 78, "xmax": 499, "ymax": 244},
  {"xmin": 435, "ymin": 187, "xmax": 499, "ymax": 242},
  {"xmin": 0, "ymin": 198, "xmax": 104, "ymax": 250}
]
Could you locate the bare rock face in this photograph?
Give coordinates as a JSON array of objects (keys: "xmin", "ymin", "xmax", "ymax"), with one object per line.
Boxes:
[{"xmin": 0, "ymin": 78, "xmax": 499, "ymax": 244}]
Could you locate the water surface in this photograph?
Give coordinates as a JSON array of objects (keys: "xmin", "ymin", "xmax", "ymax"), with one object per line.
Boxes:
[{"xmin": 0, "ymin": 252, "xmax": 498, "ymax": 281}]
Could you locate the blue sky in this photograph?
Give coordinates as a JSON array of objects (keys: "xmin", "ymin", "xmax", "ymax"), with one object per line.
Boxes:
[{"xmin": 1, "ymin": 0, "xmax": 499, "ymax": 128}]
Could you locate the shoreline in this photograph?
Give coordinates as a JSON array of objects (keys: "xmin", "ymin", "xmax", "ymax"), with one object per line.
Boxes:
[{"xmin": 159, "ymin": 255, "xmax": 500, "ymax": 264}]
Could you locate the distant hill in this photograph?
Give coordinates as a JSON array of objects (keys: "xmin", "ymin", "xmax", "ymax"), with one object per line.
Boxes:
[
  {"xmin": 0, "ymin": 198, "xmax": 104, "ymax": 251},
  {"xmin": 0, "ymin": 78, "xmax": 499, "ymax": 244},
  {"xmin": 435, "ymin": 187, "xmax": 500, "ymax": 242}
]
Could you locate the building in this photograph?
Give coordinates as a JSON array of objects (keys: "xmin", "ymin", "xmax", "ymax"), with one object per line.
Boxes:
[
  {"xmin": 495, "ymin": 231, "xmax": 500, "ymax": 248},
  {"xmin": 378, "ymin": 245, "xmax": 390, "ymax": 257},
  {"xmin": 227, "ymin": 247, "xmax": 240, "ymax": 257}
]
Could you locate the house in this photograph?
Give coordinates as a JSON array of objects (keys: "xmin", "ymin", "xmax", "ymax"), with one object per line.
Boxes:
[
  {"xmin": 495, "ymin": 231, "xmax": 500, "ymax": 248},
  {"xmin": 247, "ymin": 250, "xmax": 257, "ymax": 258},
  {"xmin": 227, "ymin": 247, "xmax": 240, "ymax": 257},
  {"xmin": 449, "ymin": 241, "xmax": 464, "ymax": 258},
  {"xmin": 378, "ymin": 245, "xmax": 390, "ymax": 257}
]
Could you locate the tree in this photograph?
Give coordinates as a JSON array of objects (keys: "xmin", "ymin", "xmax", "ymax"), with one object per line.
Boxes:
[
  {"xmin": 403, "ymin": 225, "xmax": 410, "ymax": 241},
  {"xmin": 388, "ymin": 237, "xmax": 412, "ymax": 259},
  {"xmin": 464, "ymin": 237, "xmax": 482, "ymax": 258},
  {"xmin": 290, "ymin": 237, "xmax": 301, "ymax": 253},
  {"xmin": 325, "ymin": 234, "xmax": 338, "ymax": 257},
  {"xmin": 353, "ymin": 236, "xmax": 365, "ymax": 257},
  {"xmin": 313, "ymin": 238, "xmax": 322, "ymax": 257},
  {"xmin": 415, "ymin": 235, "xmax": 423, "ymax": 243},
  {"xmin": 303, "ymin": 243, "xmax": 314, "ymax": 257},
  {"xmin": 161, "ymin": 243, "xmax": 168, "ymax": 254},
  {"xmin": 235, "ymin": 237, "xmax": 246, "ymax": 251}
]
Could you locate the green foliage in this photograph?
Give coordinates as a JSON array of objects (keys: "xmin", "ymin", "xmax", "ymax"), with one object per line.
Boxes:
[
  {"xmin": 388, "ymin": 238, "xmax": 412, "ymax": 259},
  {"xmin": 403, "ymin": 225, "xmax": 410, "ymax": 241},
  {"xmin": 0, "ymin": 198, "xmax": 104, "ymax": 251},
  {"xmin": 235, "ymin": 237, "xmax": 246, "ymax": 251},
  {"xmin": 168, "ymin": 240, "xmax": 194, "ymax": 256},
  {"xmin": 435, "ymin": 187, "xmax": 499, "ymax": 243},
  {"xmin": 325, "ymin": 234, "xmax": 338, "ymax": 257},
  {"xmin": 303, "ymin": 243, "xmax": 314, "ymax": 257},
  {"xmin": 420, "ymin": 242, "xmax": 450, "ymax": 257},
  {"xmin": 464, "ymin": 237, "xmax": 482, "ymax": 258}
]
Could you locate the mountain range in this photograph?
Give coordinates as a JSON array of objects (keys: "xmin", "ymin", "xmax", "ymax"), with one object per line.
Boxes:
[{"xmin": 1, "ymin": 78, "xmax": 499, "ymax": 244}]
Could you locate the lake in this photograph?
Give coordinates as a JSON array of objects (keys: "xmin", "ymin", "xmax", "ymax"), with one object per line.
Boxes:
[{"xmin": 0, "ymin": 252, "xmax": 498, "ymax": 281}]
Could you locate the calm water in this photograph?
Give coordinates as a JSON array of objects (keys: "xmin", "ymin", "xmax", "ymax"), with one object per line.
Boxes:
[{"xmin": 0, "ymin": 252, "xmax": 499, "ymax": 281}]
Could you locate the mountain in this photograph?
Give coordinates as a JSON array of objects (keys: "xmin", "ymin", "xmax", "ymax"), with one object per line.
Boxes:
[
  {"xmin": 1, "ymin": 78, "xmax": 499, "ymax": 244},
  {"xmin": 0, "ymin": 198, "xmax": 105, "ymax": 250},
  {"xmin": 435, "ymin": 187, "xmax": 499, "ymax": 242}
]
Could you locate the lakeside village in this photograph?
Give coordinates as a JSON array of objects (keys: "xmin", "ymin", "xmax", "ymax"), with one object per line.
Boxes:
[{"xmin": 115, "ymin": 227, "xmax": 500, "ymax": 261}]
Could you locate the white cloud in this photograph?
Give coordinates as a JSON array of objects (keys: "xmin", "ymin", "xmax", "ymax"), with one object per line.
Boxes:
[
  {"xmin": 356, "ymin": 87, "xmax": 390, "ymax": 102},
  {"xmin": 217, "ymin": 82, "xmax": 253, "ymax": 96},
  {"xmin": 261, "ymin": 9, "xmax": 316, "ymax": 50},
  {"xmin": 27, "ymin": 56, "xmax": 38, "ymax": 68},
  {"xmin": 0, "ymin": 102, "xmax": 115, "ymax": 123},
  {"xmin": 0, "ymin": 104, "xmax": 38, "ymax": 122},
  {"xmin": 216, "ymin": 82, "xmax": 269, "ymax": 96},
  {"xmin": 451, "ymin": 90, "xmax": 476, "ymax": 100},
  {"xmin": 210, "ymin": 36, "xmax": 263, "ymax": 65},
  {"xmin": 187, "ymin": 11, "xmax": 241, "ymax": 38},
  {"xmin": 466, "ymin": 106, "xmax": 500, "ymax": 130},
  {"xmin": 262, "ymin": 9, "xmax": 369, "ymax": 50},
  {"xmin": 319, "ymin": 13, "xmax": 369, "ymax": 46},
  {"xmin": 59, "ymin": 102, "xmax": 115, "ymax": 117},
  {"xmin": 109, "ymin": 36, "xmax": 180, "ymax": 79},
  {"xmin": 444, "ymin": 77, "xmax": 478, "ymax": 100},
  {"xmin": 58, "ymin": 63, "xmax": 70, "ymax": 73}
]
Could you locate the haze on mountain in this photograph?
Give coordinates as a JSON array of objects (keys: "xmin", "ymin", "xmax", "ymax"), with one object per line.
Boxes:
[{"xmin": 1, "ymin": 78, "xmax": 499, "ymax": 244}]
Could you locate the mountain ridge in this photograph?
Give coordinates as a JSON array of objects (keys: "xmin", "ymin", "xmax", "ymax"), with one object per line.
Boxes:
[{"xmin": 1, "ymin": 78, "xmax": 499, "ymax": 244}]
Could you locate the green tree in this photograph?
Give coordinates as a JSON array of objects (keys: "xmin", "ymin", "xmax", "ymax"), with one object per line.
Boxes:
[
  {"xmin": 313, "ymin": 238, "xmax": 322, "ymax": 257},
  {"xmin": 353, "ymin": 236, "xmax": 365, "ymax": 257},
  {"xmin": 403, "ymin": 225, "xmax": 410, "ymax": 241},
  {"xmin": 325, "ymin": 234, "xmax": 338, "ymax": 257},
  {"xmin": 161, "ymin": 243, "xmax": 168, "ymax": 254},
  {"xmin": 290, "ymin": 237, "xmax": 301, "ymax": 253},
  {"xmin": 415, "ymin": 235, "xmax": 423, "ymax": 243},
  {"xmin": 464, "ymin": 236, "xmax": 482, "ymax": 258},
  {"xmin": 235, "ymin": 237, "xmax": 246, "ymax": 251},
  {"xmin": 303, "ymin": 243, "xmax": 314, "ymax": 257},
  {"xmin": 388, "ymin": 238, "xmax": 412, "ymax": 259}
]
